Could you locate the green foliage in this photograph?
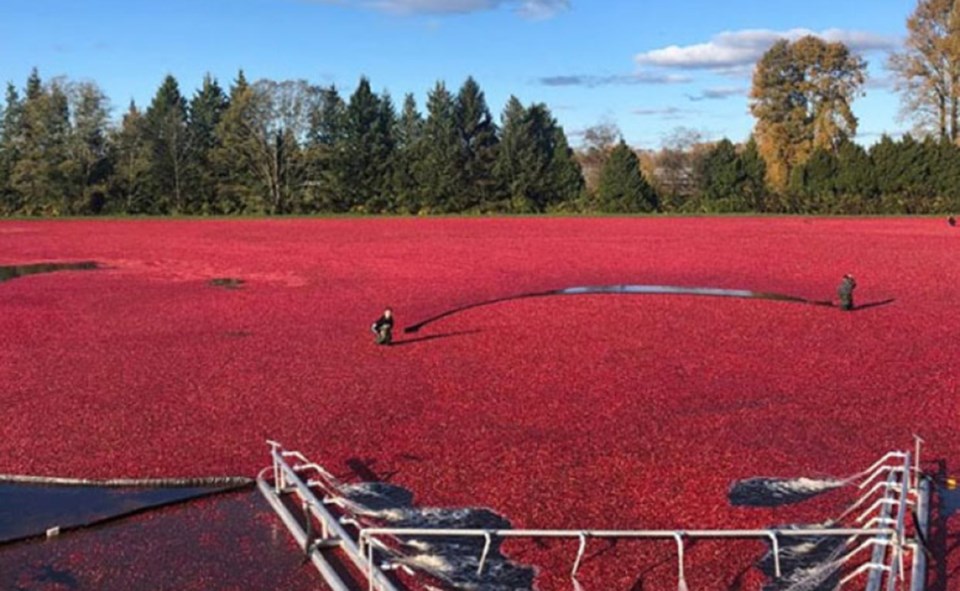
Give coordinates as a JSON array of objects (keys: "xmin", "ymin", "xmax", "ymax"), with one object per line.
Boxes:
[
  {"xmin": 455, "ymin": 77, "xmax": 500, "ymax": 211},
  {"xmin": 697, "ymin": 139, "xmax": 746, "ymax": 211},
  {"xmin": 496, "ymin": 99, "xmax": 584, "ymax": 212},
  {"xmin": 415, "ymin": 82, "xmax": 464, "ymax": 213},
  {"xmin": 187, "ymin": 74, "xmax": 229, "ymax": 213},
  {"xmin": 144, "ymin": 75, "xmax": 189, "ymax": 213},
  {"xmin": 4, "ymin": 67, "xmax": 960, "ymax": 217},
  {"xmin": 338, "ymin": 79, "xmax": 395, "ymax": 213},
  {"xmin": 596, "ymin": 141, "xmax": 658, "ymax": 213},
  {"xmin": 391, "ymin": 93, "xmax": 423, "ymax": 213},
  {"xmin": 108, "ymin": 102, "xmax": 152, "ymax": 214}
]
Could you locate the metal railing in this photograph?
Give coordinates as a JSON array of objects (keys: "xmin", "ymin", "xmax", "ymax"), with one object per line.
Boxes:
[{"xmin": 259, "ymin": 440, "xmax": 929, "ymax": 591}]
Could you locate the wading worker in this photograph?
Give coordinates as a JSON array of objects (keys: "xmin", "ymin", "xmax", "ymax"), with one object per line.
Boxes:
[
  {"xmin": 371, "ymin": 307, "xmax": 394, "ymax": 345},
  {"xmin": 837, "ymin": 274, "xmax": 856, "ymax": 311}
]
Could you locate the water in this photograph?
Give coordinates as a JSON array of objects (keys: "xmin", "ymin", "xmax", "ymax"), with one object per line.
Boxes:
[
  {"xmin": 0, "ymin": 482, "xmax": 236, "ymax": 544},
  {"xmin": 0, "ymin": 261, "xmax": 99, "ymax": 283}
]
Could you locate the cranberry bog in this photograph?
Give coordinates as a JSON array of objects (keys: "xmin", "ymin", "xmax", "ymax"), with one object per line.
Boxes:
[{"xmin": 0, "ymin": 217, "xmax": 958, "ymax": 590}]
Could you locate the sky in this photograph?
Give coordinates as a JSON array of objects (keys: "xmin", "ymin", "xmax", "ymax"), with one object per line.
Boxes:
[{"xmin": 0, "ymin": 0, "xmax": 918, "ymax": 149}]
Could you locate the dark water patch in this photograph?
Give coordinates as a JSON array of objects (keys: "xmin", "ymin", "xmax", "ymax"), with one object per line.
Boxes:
[
  {"xmin": 224, "ymin": 330, "xmax": 252, "ymax": 338},
  {"xmin": 0, "ymin": 261, "xmax": 99, "ymax": 284},
  {"xmin": 0, "ymin": 483, "xmax": 238, "ymax": 544},
  {"xmin": 209, "ymin": 277, "xmax": 244, "ymax": 289},
  {"xmin": 728, "ymin": 477, "xmax": 845, "ymax": 508},
  {"xmin": 939, "ymin": 484, "xmax": 960, "ymax": 518}
]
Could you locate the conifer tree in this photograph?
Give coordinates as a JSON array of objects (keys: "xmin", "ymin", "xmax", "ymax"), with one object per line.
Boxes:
[
  {"xmin": 416, "ymin": 81, "xmax": 463, "ymax": 212},
  {"xmin": 455, "ymin": 77, "xmax": 499, "ymax": 210},
  {"xmin": 596, "ymin": 140, "xmax": 658, "ymax": 213},
  {"xmin": 109, "ymin": 101, "xmax": 153, "ymax": 214},
  {"xmin": 188, "ymin": 74, "xmax": 229, "ymax": 213},
  {"xmin": 144, "ymin": 75, "xmax": 189, "ymax": 213}
]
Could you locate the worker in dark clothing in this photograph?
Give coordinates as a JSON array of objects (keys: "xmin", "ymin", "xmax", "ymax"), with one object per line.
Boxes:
[
  {"xmin": 949, "ymin": 216, "xmax": 957, "ymax": 227},
  {"xmin": 371, "ymin": 307, "xmax": 394, "ymax": 345},
  {"xmin": 837, "ymin": 274, "xmax": 856, "ymax": 311}
]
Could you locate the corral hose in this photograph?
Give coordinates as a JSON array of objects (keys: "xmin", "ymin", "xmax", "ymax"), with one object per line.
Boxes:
[
  {"xmin": 404, "ymin": 284, "xmax": 837, "ymax": 333},
  {"xmin": 0, "ymin": 473, "xmax": 254, "ymax": 547}
]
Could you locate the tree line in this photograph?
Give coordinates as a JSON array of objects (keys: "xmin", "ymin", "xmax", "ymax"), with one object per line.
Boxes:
[{"xmin": 0, "ymin": 70, "xmax": 587, "ymax": 216}]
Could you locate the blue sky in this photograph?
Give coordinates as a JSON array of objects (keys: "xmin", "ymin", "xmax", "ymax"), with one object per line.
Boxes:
[{"xmin": 0, "ymin": 0, "xmax": 916, "ymax": 148}]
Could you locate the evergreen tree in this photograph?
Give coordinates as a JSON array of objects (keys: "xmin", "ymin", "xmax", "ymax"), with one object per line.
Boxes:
[
  {"xmin": 494, "ymin": 95, "xmax": 527, "ymax": 211},
  {"xmin": 302, "ymin": 85, "xmax": 347, "ymax": 212},
  {"xmin": 698, "ymin": 139, "xmax": 745, "ymax": 210},
  {"xmin": 497, "ymin": 102, "xmax": 568, "ymax": 212},
  {"xmin": 144, "ymin": 75, "xmax": 189, "ymax": 213},
  {"xmin": 187, "ymin": 74, "xmax": 229, "ymax": 213},
  {"xmin": 596, "ymin": 140, "xmax": 658, "ymax": 213},
  {"xmin": 455, "ymin": 77, "xmax": 499, "ymax": 210},
  {"xmin": 11, "ymin": 71, "xmax": 72, "ymax": 215},
  {"xmin": 931, "ymin": 139, "xmax": 960, "ymax": 210},
  {"xmin": 109, "ymin": 101, "xmax": 152, "ymax": 214},
  {"xmin": 341, "ymin": 78, "xmax": 391, "ymax": 210},
  {"xmin": 392, "ymin": 93, "xmax": 423, "ymax": 212},
  {"xmin": 415, "ymin": 81, "xmax": 463, "ymax": 212},
  {"xmin": 0, "ymin": 83, "xmax": 24, "ymax": 214},
  {"xmin": 790, "ymin": 147, "xmax": 838, "ymax": 212},
  {"xmin": 547, "ymin": 125, "xmax": 584, "ymax": 209},
  {"xmin": 869, "ymin": 134, "xmax": 906, "ymax": 199},
  {"xmin": 211, "ymin": 72, "xmax": 263, "ymax": 213},
  {"xmin": 740, "ymin": 136, "xmax": 768, "ymax": 212},
  {"xmin": 834, "ymin": 140, "xmax": 875, "ymax": 208},
  {"xmin": 65, "ymin": 81, "xmax": 111, "ymax": 214}
]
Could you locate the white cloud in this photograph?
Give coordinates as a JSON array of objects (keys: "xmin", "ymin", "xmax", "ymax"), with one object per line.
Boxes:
[
  {"xmin": 318, "ymin": 0, "xmax": 569, "ymax": 18},
  {"xmin": 635, "ymin": 28, "xmax": 898, "ymax": 71}
]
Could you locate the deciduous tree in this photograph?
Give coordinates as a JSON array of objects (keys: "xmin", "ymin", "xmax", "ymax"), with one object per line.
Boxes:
[
  {"xmin": 750, "ymin": 36, "xmax": 866, "ymax": 192},
  {"xmin": 889, "ymin": 0, "xmax": 960, "ymax": 142}
]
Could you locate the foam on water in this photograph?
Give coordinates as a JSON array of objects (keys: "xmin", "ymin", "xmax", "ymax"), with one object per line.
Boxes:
[
  {"xmin": 729, "ymin": 477, "xmax": 846, "ymax": 507},
  {"xmin": 333, "ymin": 481, "xmax": 535, "ymax": 590}
]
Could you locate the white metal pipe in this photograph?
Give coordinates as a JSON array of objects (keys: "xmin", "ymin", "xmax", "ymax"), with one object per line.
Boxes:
[
  {"xmin": 478, "ymin": 531, "xmax": 492, "ymax": 576},
  {"xmin": 572, "ymin": 532, "xmax": 588, "ymax": 578},
  {"xmin": 885, "ymin": 453, "xmax": 911, "ymax": 591},
  {"xmin": 257, "ymin": 473, "xmax": 351, "ymax": 591},
  {"xmin": 270, "ymin": 447, "xmax": 401, "ymax": 591},
  {"xmin": 360, "ymin": 527, "xmax": 894, "ymax": 540}
]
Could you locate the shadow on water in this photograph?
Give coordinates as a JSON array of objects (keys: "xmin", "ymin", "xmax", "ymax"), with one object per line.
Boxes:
[
  {"xmin": 0, "ymin": 261, "xmax": 99, "ymax": 284},
  {"xmin": 0, "ymin": 483, "xmax": 238, "ymax": 545}
]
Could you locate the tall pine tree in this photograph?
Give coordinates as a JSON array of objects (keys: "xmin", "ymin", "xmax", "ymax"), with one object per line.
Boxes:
[
  {"xmin": 392, "ymin": 93, "xmax": 423, "ymax": 213},
  {"xmin": 416, "ymin": 81, "xmax": 463, "ymax": 212},
  {"xmin": 596, "ymin": 140, "xmax": 658, "ymax": 213},
  {"xmin": 144, "ymin": 75, "xmax": 189, "ymax": 213},
  {"xmin": 455, "ymin": 77, "xmax": 499, "ymax": 211},
  {"xmin": 188, "ymin": 74, "xmax": 229, "ymax": 213}
]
